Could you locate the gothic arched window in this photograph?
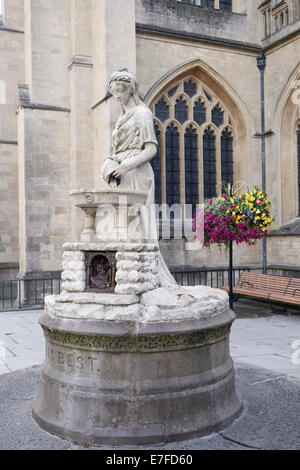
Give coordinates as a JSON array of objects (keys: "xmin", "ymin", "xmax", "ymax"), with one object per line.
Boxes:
[
  {"xmin": 193, "ymin": 99, "xmax": 206, "ymax": 126},
  {"xmin": 151, "ymin": 77, "xmax": 234, "ymax": 210},
  {"xmin": 184, "ymin": 79, "xmax": 197, "ymax": 98},
  {"xmin": 155, "ymin": 98, "xmax": 169, "ymax": 123},
  {"xmin": 212, "ymin": 104, "xmax": 224, "ymax": 127},
  {"xmin": 185, "ymin": 125, "xmax": 199, "ymax": 216},
  {"xmin": 175, "ymin": 96, "xmax": 188, "ymax": 124},
  {"xmin": 165, "ymin": 123, "xmax": 180, "ymax": 207},
  {"xmin": 221, "ymin": 128, "xmax": 234, "ymax": 186},
  {"xmin": 203, "ymin": 127, "xmax": 217, "ymax": 199}
]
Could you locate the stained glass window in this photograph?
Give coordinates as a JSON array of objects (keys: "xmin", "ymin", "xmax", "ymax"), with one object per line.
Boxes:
[
  {"xmin": 221, "ymin": 128, "xmax": 234, "ymax": 186},
  {"xmin": 155, "ymin": 98, "xmax": 169, "ymax": 122},
  {"xmin": 212, "ymin": 104, "xmax": 224, "ymax": 127},
  {"xmin": 203, "ymin": 127, "xmax": 216, "ymax": 199},
  {"xmin": 193, "ymin": 99, "xmax": 206, "ymax": 126},
  {"xmin": 184, "ymin": 80, "xmax": 197, "ymax": 98},
  {"xmin": 165, "ymin": 123, "xmax": 181, "ymax": 207},
  {"xmin": 175, "ymin": 96, "xmax": 188, "ymax": 124},
  {"xmin": 204, "ymin": 90, "xmax": 212, "ymax": 102},
  {"xmin": 153, "ymin": 78, "xmax": 234, "ymax": 211},
  {"xmin": 185, "ymin": 125, "xmax": 199, "ymax": 216},
  {"xmin": 151, "ymin": 123, "xmax": 162, "ymax": 205},
  {"xmin": 168, "ymin": 86, "xmax": 178, "ymax": 97},
  {"xmin": 219, "ymin": 0, "xmax": 232, "ymax": 11}
]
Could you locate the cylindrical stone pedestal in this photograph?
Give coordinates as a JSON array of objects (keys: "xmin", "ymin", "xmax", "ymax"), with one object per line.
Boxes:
[{"xmin": 32, "ymin": 309, "xmax": 243, "ymax": 446}]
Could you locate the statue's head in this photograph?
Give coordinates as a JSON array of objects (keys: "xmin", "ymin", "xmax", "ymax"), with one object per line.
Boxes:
[{"xmin": 108, "ymin": 70, "xmax": 142, "ymax": 110}]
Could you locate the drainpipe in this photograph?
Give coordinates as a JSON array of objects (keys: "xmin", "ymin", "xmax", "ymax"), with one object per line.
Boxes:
[{"xmin": 257, "ymin": 54, "xmax": 267, "ymax": 275}]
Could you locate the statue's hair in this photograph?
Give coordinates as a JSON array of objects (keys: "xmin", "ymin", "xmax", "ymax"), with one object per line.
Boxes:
[{"xmin": 108, "ymin": 70, "xmax": 143, "ymax": 110}]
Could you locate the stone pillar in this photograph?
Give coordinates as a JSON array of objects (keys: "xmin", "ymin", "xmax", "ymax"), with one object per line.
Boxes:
[
  {"xmin": 69, "ymin": 0, "xmax": 94, "ymax": 241},
  {"xmin": 91, "ymin": 0, "xmax": 136, "ymax": 189},
  {"xmin": 18, "ymin": 0, "xmax": 72, "ymax": 279}
]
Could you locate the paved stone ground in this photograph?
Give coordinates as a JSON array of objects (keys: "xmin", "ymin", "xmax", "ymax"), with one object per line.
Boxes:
[
  {"xmin": 0, "ymin": 310, "xmax": 44, "ymax": 375},
  {"xmin": 230, "ymin": 299, "xmax": 300, "ymax": 380},
  {"xmin": 0, "ymin": 362, "xmax": 299, "ymax": 450},
  {"xmin": 0, "ymin": 299, "xmax": 299, "ymax": 450},
  {"xmin": 1, "ymin": 300, "xmax": 300, "ymax": 379}
]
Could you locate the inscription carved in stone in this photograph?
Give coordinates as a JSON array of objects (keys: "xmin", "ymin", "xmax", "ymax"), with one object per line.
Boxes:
[{"xmin": 85, "ymin": 251, "xmax": 116, "ymax": 293}]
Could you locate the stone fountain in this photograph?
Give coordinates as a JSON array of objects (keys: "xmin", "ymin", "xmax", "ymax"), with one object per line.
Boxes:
[
  {"xmin": 32, "ymin": 188, "xmax": 242, "ymax": 446},
  {"xmin": 32, "ymin": 70, "xmax": 242, "ymax": 446}
]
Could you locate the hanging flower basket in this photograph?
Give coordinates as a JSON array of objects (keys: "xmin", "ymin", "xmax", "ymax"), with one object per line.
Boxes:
[{"xmin": 193, "ymin": 188, "xmax": 274, "ymax": 249}]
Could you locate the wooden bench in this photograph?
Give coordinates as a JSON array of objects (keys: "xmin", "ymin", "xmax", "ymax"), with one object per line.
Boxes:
[{"xmin": 223, "ymin": 272, "xmax": 300, "ymax": 307}]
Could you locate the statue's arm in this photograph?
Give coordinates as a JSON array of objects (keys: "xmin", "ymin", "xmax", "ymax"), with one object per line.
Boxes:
[{"xmin": 109, "ymin": 142, "xmax": 157, "ymax": 179}]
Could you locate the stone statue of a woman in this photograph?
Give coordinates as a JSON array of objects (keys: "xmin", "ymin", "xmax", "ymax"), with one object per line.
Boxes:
[{"xmin": 101, "ymin": 70, "xmax": 177, "ymax": 287}]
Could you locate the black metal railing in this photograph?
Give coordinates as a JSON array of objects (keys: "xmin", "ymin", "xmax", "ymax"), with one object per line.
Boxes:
[
  {"xmin": 171, "ymin": 267, "xmax": 255, "ymax": 288},
  {"xmin": 0, "ymin": 278, "xmax": 61, "ymax": 311},
  {"xmin": 0, "ymin": 268, "xmax": 259, "ymax": 311}
]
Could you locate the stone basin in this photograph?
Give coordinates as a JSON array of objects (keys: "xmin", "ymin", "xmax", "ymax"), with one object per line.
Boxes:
[
  {"xmin": 70, "ymin": 188, "xmax": 148, "ymax": 208},
  {"xmin": 70, "ymin": 189, "xmax": 148, "ymax": 242}
]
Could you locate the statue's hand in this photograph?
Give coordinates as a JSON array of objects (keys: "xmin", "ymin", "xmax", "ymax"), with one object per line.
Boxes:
[
  {"xmin": 109, "ymin": 163, "xmax": 129, "ymax": 179},
  {"xmin": 101, "ymin": 158, "xmax": 118, "ymax": 183}
]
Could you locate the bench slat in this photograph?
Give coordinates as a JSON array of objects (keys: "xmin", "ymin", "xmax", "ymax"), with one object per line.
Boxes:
[{"xmin": 223, "ymin": 272, "xmax": 300, "ymax": 306}]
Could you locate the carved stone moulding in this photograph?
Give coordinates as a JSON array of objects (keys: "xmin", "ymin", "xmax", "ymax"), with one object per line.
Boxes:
[{"xmin": 85, "ymin": 251, "xmax": 117, "ymax": 293}]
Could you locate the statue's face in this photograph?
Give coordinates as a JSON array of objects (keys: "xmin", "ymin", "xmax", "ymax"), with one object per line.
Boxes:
[{"xmin": 110, "ymin": 81, "xmax": 132, "ymax": 106}]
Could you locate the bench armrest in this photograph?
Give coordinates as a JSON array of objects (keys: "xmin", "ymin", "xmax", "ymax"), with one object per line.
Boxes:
[{"xmin": 240, "ymin": 280, "xmax": 254, "ymax": 288}]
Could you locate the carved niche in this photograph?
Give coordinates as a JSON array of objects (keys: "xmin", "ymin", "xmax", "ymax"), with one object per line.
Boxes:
[{"xmin": 85, "ymin": 252, "xmax": 117, "ymax": 293}]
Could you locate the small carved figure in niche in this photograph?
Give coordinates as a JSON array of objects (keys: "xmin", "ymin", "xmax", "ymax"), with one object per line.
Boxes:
[{"xmin": 91, "ymin": 255, "xmax": 112, "ymax": 290}]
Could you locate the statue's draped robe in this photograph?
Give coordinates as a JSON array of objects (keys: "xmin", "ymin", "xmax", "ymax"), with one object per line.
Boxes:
[{"xmin": 102, "ymin": 104, "xmax": 177, "ymax": 287}]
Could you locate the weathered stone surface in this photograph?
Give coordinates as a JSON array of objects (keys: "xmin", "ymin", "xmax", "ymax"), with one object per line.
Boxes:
[
  {"xmin": 45, "ymin": 282, "xmax": 229, "ymax": 322},
  {"xmin": 62, "ymin": 251, "xmax": 84, "ymax": 262},
  {"xmin": 116, "ymin": 251, "xmax": 158, "ymax": 261},
  {"xmin": 116, "ymin": 269, "xmax": 158, "ymax": 284},
  {"xmin": 60, "ymin": 280, "xmax": 85, "ymax": 293},
  {"xmin": 63, "ymin": 242, "xmax": 159, "ymax": 252},
  {"xmin": 61, "ymin": 269, "xmax": 85, "ymax": 282},
  {"xmin": 116, "ymin": 259, "xmax": 158, "ymax": 273},
  {"xmin": 115, "ymin": 281, "xmax": 159, "ymax": 295},
  {"xmin": 45, "ymin": 292, "xmax": 139, "ymax": 305},
  {"xmin": 32, "ymin": 309, "xmax": 242, "ymax": 446},
  {"xmin": 62, "ymin": 261, "xmax": 85, "ymax": 271},
  {"xmin": 45, "ymin": 298, "xmax": 143, "ymax": 321}
]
